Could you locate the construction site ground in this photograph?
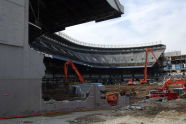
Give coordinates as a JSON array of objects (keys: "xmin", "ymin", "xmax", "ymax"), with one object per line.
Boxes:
[
  {"xmin": 1, "ymin": 83, "xmax": 186, "ymax": 124},
  {"xmin": 105, "ymin": 83, "xmax": 161, "ymax": 103}
]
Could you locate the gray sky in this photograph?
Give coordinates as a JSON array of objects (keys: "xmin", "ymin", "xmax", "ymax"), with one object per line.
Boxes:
[{"xmin": 63, "ymin": 0, "xmax": 186, "ymax": 54}]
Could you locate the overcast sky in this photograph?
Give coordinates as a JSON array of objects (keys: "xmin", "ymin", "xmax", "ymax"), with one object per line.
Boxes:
[{"xmin": 63, "ymin": 0, "xmax": 186, "ymax": 54}]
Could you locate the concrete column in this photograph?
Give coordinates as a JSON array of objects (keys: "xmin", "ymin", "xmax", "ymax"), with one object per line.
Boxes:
[{"xmin": 0, "ymin": 0, "xmax": 45, "ymax": 116}]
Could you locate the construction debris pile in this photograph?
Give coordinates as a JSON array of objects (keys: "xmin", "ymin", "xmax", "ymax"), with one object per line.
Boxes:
[{"xmin": 117, "ymin": 98, "xmax": 186, "ymax": 117}]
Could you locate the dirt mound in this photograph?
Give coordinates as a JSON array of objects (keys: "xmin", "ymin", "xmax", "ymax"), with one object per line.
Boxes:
[{"xmin": 114, "ymin": 98, "xmax": 186, "ymax": 118}]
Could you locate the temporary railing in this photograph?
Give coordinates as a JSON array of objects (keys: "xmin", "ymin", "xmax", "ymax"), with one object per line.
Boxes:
[{"xmin": 56, "ymin": 32, "xmax": 162, "ymax": 48}]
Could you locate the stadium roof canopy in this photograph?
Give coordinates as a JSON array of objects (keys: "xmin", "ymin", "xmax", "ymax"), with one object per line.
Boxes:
[{"xmin": 29, "ymin": 0, "xmax": 124, "ymax": 33}]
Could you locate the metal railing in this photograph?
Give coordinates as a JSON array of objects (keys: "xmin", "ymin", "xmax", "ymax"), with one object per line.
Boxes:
[{"xmin": 56, "ymin": 32, "xmax": 162, "ymax": 48}]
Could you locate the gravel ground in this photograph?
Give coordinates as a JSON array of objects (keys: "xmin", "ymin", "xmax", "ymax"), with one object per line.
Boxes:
[{"xmin": 1, "ymin": 98, "xmax": 186, "ymax": 124}]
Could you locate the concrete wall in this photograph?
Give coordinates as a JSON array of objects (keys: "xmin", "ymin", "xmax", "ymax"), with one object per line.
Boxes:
[
  {"xmin": 0, "ymin": 0, "xmax": 25, "ymax": 46},
  {"xmin": 40, "ymin": 84, "xmax": 129, "ymax": 113},
  {"xmin": 0, "ymin": 79, "xmax": 41, "ymax": 116},
  {"xmin": 0, "ymin": 0, "xmax": 45, "ymax": 116}
]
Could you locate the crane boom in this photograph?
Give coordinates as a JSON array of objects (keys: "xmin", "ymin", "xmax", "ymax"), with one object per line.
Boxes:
[
  {"xmin": 64, "ymin": 61, "xmax": 85, "ymax": 83},
  {"xmin": 161, "ymin": 79, "xmax": 186, "ymax": 90},
  {"xmin": 148, "ymin": 78, "xmax": 186, "ymax": 100},
  {"xmin": 140, "ymin": 48, "xmax": 158, "ymax": 84}
]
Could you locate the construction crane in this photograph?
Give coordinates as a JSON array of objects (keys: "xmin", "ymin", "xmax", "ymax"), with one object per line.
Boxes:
[
  {"xmin": 161, "ymin": 78, "xmax": 186, "ymax": 90},
  {"xmin": 64, "ymin": 61, "xmax": 119, "ymax": 106},
  {"xmin": 148, "ymin": 78, "xmax": 186, "ymax": 100},
  {"xmin": 64, "ymin": 61, "xmax": 85, "ymax": 83},
  {"xmin": 140, "ymin": 48, "xmax": 158, "ymax": 84}
]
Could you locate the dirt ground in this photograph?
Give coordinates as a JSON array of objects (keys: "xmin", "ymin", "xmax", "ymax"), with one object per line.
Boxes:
[
  {"xmin": 2, "ymin": 83, "xmax": 186, "ymax": 124},
  {"xmin": 106, "ymin": 83, "xmax": 161, "ymax": 103},
  {"xmin": 69, "ymin": 99, "xmax": 186, "ymax": 124},
  {"xmin": 68, "ymin": 83, "xmax": 186, "ymax": 124},
  {"xmin": 2, "ymin": 101, "xmax": 186, "ymax": 124}
]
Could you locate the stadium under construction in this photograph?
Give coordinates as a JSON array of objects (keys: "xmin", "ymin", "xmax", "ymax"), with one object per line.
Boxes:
[
  {"xmin": 34, "ymin": 33, "xmax": 166, "ymax": 84},
  {"xmin": 1, "ymin": 0, "xmax": 186, "ymax": 119}
]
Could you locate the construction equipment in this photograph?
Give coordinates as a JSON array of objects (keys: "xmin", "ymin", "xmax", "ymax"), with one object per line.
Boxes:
[
  {"xmin": 128, "ymin": 79, "xmax": 136, "ymax": 85},
  {"xmin": 140, "ymin": 48, "xmax": 157, "ymax": 84},
  {"xmin": 64, "ymin": 61, "xmax": 85, "ymax": 83},
  {"xmin": 64, "ymin": 61, "xmax": 119, "ymax": 106},
  {"xmin": 106, "ymin": 92, "xmax": 118, "ymax": 106},
  {"xmin": 128, "ymin": 48, "xmax": 157, "ymax": 85},
  {"xmin": 148, "ymin": 78, "xmax": 186, "ymax": 100},
  {"xmin": 101, "ymin": 91, "xmax": 119, "ymax": 106}
]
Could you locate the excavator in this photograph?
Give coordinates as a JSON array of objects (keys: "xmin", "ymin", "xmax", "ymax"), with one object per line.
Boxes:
[
  {"xmin": 128, "ymin": 48, "xmax": 157, "ymax": 85},
  {"xmin": 127, "ymin": 79, "xmax": 136, "ymax": 85},
  {"xmin": 64, "ymin": 61, "xmax": 119, "ymax": 106},
  {"xmin": 140, "ymin": 48, "xmax": 157, "ymax": 84},
  {"xmin": 64, "ymin": 61, "xmax": 85, "ymax": 83},
  {"xmin": 148, "ymin": 78, "xmax": 186, "ymax": 100}
]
